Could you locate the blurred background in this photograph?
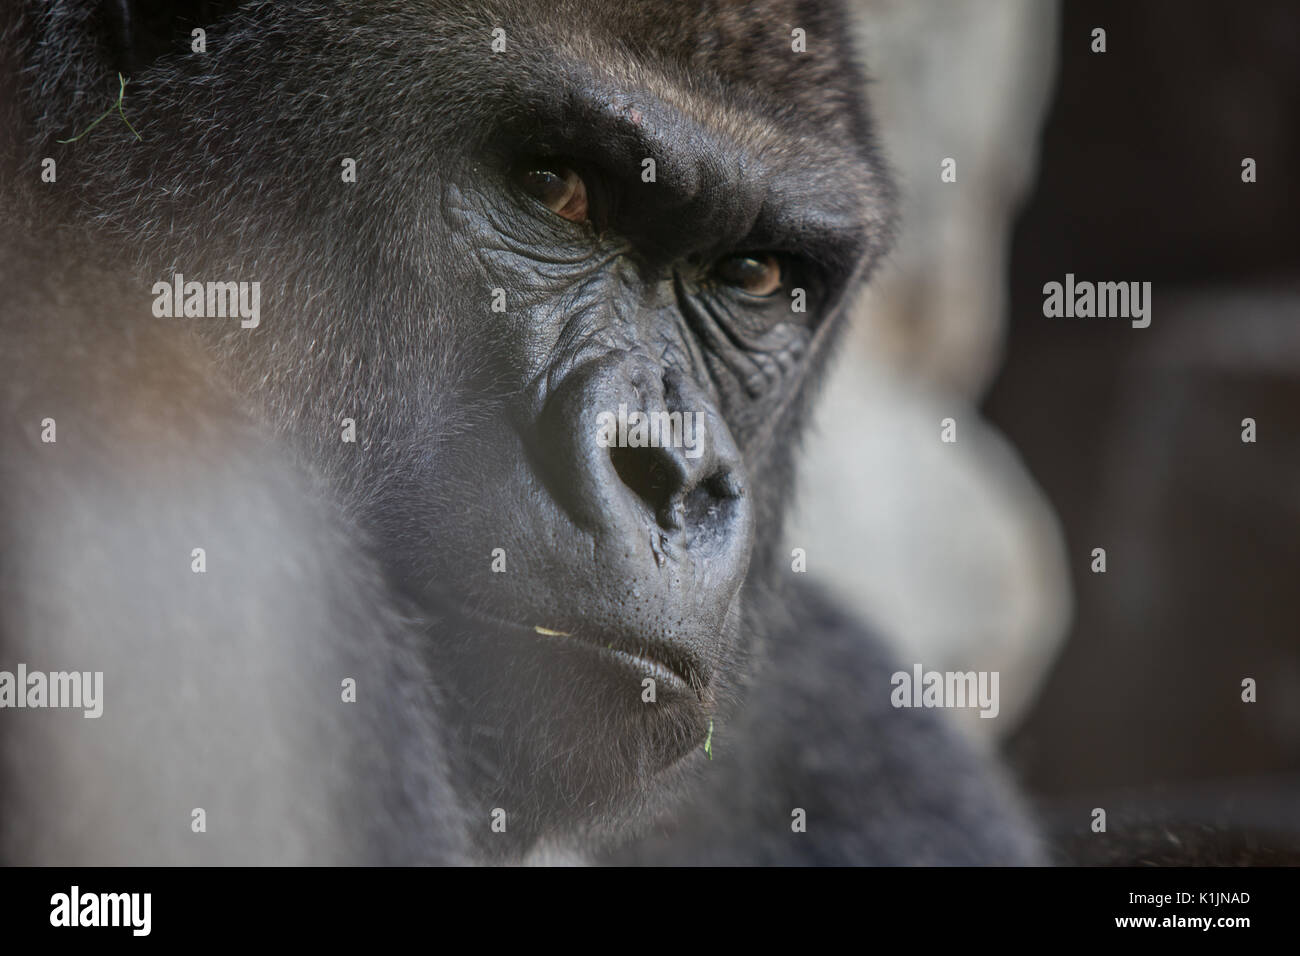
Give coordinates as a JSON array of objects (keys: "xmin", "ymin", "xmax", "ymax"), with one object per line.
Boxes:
[{"xmin": 791, "ymin": 0, "xmax": 1300, "ymax": 852}]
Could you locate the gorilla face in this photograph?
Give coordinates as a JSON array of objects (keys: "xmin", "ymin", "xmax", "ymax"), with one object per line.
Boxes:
[
  {"xmin": 20, "ymin": 0, "xmax": 894, "ymax": 846},
  {"xmin": 387, "ymin": 18, "xmax": 891, "ymax": 836}
]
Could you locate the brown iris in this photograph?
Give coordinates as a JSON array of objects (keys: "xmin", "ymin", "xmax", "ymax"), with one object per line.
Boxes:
[
  {"xmin": 714, "ymin": 253, "xmax": 783, "ymax": 296},
  {"xmin": 520, "ymin": 165, "xmax": 589, "ymax": 223}
]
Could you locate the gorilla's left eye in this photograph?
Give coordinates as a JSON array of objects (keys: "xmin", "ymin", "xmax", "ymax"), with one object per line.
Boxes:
[
  {"xmin": 519, "ymin": 164, "xmax": 589, "ymax": 223},
  {"xmin": 713, "ymin": 253, "xmax": 784, "ymax": 297}
]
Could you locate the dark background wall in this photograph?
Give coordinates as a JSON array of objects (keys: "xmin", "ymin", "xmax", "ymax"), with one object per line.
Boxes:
[{"xmin": 988, "ymin": 0, "xmax": 1300, "ymax": 820}]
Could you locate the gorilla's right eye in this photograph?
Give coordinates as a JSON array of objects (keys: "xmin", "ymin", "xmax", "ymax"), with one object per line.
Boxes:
[
  {"xmin": 712, "ymin": 253, "xmax": 785, "ymax": 297},
  {"xmin": 518, "ymin": 164, "xmax": 589, "ymax": 223}
]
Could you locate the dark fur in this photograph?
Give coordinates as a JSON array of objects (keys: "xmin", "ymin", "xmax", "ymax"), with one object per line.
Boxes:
[{"xmin": 1, "ymin": 0, "xmax": 1041, "ymax": 864}]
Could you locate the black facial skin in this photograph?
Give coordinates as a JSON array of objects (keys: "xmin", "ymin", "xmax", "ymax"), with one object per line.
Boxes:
[{"xmin": 4, "ymin": 1, "xmax": 1054, "ymax": 867}]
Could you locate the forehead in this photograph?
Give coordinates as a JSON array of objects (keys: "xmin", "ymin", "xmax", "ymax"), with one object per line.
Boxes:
[{"xmin": 462, "ymin": 0, "xmax": 875, "ymax": 155}]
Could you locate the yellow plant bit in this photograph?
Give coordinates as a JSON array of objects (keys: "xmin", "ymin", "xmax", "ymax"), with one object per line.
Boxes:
[{"xmin": 533, "ymin": 625, "xmax": 572, "ymax": 637}]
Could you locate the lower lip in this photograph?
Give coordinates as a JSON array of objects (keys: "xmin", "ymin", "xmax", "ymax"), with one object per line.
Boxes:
[
  {"xmin": 449, "ymin": 604, "xmax": 697, "ymax": 695},
  {"xmin": 588, "ymin": 642, "xmax": 693, "ymax": 695},
  {"xmin": 534, "ymin": 630, "xmax": 694, "ymax": 695}
]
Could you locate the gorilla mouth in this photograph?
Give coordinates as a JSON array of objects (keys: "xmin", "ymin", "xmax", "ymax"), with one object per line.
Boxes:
[
  {"xmin": 450, "ymin": 604, "xmax": 705, "ymax": 697},
  {"xmin": 541, "ymin": 629, "xmax": 705, "ymax": 698}
]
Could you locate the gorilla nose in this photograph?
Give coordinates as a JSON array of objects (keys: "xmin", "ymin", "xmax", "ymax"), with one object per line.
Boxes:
[
  {"xmin": 608, "ymin": 440, "xmax": 736, "ymax": 534},
  {"xmin": 606, "ymin": 398, "xmax": 744, "ymax": 536},
  {"xmin": 537, "ymin": 354, "xmax": 753, "ymax": 563}
]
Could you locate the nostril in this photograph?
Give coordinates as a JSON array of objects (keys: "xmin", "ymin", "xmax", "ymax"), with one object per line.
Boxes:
[
  {"xmin": 609, "ymin": 440, "xmax": 743, "ymax": 536},
  {"xmin": 683, "ymin": 468, "xmax": 743, "ymax": 533},
  {"xmin": 609, "ymin": 445, "xmax": 680, "ymax": 525},
  {"xmin": 705, "ymin": 469, "xmax": 743, "ymax": 501}
]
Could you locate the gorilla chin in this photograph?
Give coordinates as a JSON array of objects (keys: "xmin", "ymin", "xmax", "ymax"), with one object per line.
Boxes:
[{"xmin": 437, "ymin": 603, "xmax": 735, "ymax": 852}]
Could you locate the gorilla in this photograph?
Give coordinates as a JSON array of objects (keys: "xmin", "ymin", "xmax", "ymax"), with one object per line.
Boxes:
[{"xmin": 0, "ymin": 0, "xmax": 1042, "ymax": 864}]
